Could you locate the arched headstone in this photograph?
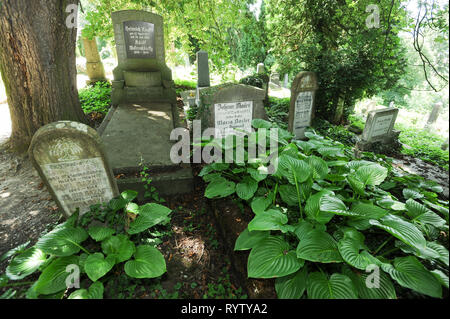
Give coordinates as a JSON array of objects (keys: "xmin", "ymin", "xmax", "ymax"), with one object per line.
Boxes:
[{"xmin": 29, "ymin": 121, "xmax": 119, "ymax": 218}]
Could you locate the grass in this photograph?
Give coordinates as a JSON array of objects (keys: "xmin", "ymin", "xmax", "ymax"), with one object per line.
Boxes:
[{"xmin": 395, "ymin": 122, "xmax": 449, "ymax": 170}]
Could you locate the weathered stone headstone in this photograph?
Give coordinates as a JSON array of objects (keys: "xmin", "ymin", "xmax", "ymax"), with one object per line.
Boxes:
[
  {"xmin": 257, "ymin": 63, "xmax": 265, "ymax": 74},
  {"xmin": 82, "ymin": 37, "xmax": 106, "ymax": 84},
  {"xmin": 357, "ymin": 107, "xmax": 401, "ymax": 152},
  {"xmin": 29, "ymin": 121, "xmax": 119, "ymax": 218},
  {"xmin": 288, "ymin": 72, "xmax": 319, "ymax": 139},
  {"xmin": 111, "ymin": 10, "xmax": 176, "ymax": 105},
  {"xmin": 426, "ymin": 102, "xmax": 442, "ymax": 127},
  {"xmin": 101, "ymin": 10, "xmax": 193, "ymax": 197},
  {"xmin": 197, "ymin": 50, "xmax": 210, "ymax": 88},
  {"xmin": 195, "ymin": 84, "xmax": 268, "ymax": 138},
  {"xmin": 270, "ymin": 72, "xmax": 281, "ymax": 86},
  {"xmin": 283, "ymin": 74, "xmax": 289, "ymax": 88}
]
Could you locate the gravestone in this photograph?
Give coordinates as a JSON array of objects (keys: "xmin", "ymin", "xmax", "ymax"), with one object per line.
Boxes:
[
  {"xmin": 270, "ymin": 73, "xmax": 281, "ymax": 86},
  {"xmin": 29, "ymin": 121, "xmax": 119, "ymax": 218},
  {"xmin": 197, "ymin": 50, "xmax": 210, "ymax": 88},
  {"xmin": 288, "ymin": 72, "xmax": 319, "ymax": 139},
  {"xmin": 283, "ymin": 74, "xmax": 289, "ymax": 88},
  {"xmin": 425, "ymin": 102, "xmax": 442, "ymax": 128},
  {"xmin": 357, "ymin": 107, "xmax": 401, "ymax": 152},
  {"xmin": 82, "ymin": 37, "xmax": 106, "ymax": 84},
  {"xmin": 110, "ymin": 10, "xmax": 176, "ymax": 104},
  {"xmin": 195, "ymin": 84, "xmax": 268, "ymax": 138},
  {"xmin": 101, "ymin": 10, "xmax": 193, "ymax": 197},
  {"xmin": 257, "ymin": 63, "xmax": 265, "ymax": 75}
]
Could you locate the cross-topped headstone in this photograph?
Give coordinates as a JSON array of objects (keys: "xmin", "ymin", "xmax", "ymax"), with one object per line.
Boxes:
[
  {"xmin": 288, "ymin": 72, "xmax": 319, "ymax": 139},
  {"xmin": 29, "ymin": 121, "xmax": 119, "ymax": 218}
]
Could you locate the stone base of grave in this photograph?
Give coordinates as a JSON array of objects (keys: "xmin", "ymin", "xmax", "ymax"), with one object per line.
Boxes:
[
  {"xmin": 100, "ymin": 102, "xmax": 194, "ymax": 197},
  {"xmin": 356, "ymin": 130, "xmax": 402, "ymax": 154}
]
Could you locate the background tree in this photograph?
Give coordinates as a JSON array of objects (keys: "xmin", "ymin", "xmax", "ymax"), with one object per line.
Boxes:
[
  {"xmin": 0, "ymin": 0, "xmax": 86, "ymax": 152},
  {"xmin": 264, "ymin": 0, "xmax": 408, "ymax": 124}
]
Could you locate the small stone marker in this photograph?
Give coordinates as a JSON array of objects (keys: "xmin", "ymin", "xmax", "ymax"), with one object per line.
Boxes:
[
  {"xmin": 197, "ymin": 50, "xmax": 211, "ymax": 88},
  {"xmin": 288, "ymin": 72, "xmax": 319, "ymax": 139},
  {"xmin": 270, "ymin": 73, "xmax": 281, "ymax": 86},
  {"xmin": 196, "ymin": 84, "xmax": 268, "ymax": 138},
  {"xmin": 29, "ymin": 121, "xmax": 119, "ymax": 218},
  {"xmin": 283, "ymin": 74, "xmax": 289, "ymax": 88},
  {"xmin": 426, "ymin": 102, "xmax": 442, "ymax": 127},
  {"xmin": 361, "ymin": 107, "xmax": 399, "ymax": 142},
  {"xmin": 257, "ymin": 63, "xmax": 265, "ymax": 74}
]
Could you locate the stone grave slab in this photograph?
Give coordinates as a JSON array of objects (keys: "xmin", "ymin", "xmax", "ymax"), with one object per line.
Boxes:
[
  {"xmin": 100, "ymin": 102, "xmax": 193, "ymax": 196},
  {"xmin": 357, "ymin": 107, "xmax": 400, "ymax": 152},
  {"xmin": 29, "ymin": 121, "xmax": 119, "ymax": 218},
  {"xmin": 195, "ymin": 84, "xmax": 268, "ymax": 138},
  {"xmin": 288, "ymin": 71, "xmax": 319, "ymax": 139}
]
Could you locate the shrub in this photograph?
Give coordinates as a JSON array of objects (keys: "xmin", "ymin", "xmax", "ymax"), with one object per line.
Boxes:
[
  {"xmin": 1, "ymin": 190, "xmax": 171, "ymax": 299},
  {"xmin": 200, "ymin": 120, "xmax": 449, "ymax": 299},
  {"xmin": 78, "ymin": 81, "xmax": 112, "ymax": 115}
]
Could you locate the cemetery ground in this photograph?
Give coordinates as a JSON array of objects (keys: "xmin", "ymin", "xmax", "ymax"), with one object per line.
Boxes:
[{"xmin": 0, "ymin": 76, "xmax": 449, "ymax": 299}]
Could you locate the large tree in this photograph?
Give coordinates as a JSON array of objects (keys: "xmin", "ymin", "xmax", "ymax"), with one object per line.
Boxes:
[{"xmin": 0, "ymin": 0, "xmax": 86, "ymax": 152}]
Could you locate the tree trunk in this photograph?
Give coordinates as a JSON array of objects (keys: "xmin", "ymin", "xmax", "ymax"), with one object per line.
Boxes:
[{"xmin": 0, "ymin": 0, "xmax": 86, "ymax": 152}]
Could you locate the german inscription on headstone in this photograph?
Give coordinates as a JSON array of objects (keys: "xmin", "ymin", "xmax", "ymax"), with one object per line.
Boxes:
[
  {"xmin": 196, "ymin": 84, "xmax": 268, "ymax": 138},
  {"xmin": 214, "ymin": 101, "xmax": 253, "ymax": 138},
  {"xmin": 29, "ymin": 121, "xmax": 119, "ymax": 218},
  {"xmin": 123, "ymin": 21, "xmax": 155, "ymax": 59},
  {"xmin": 361, "ymin": 107, "xmax": 399, "ymax": 142},
  {"xmin": 288, "ymin": 72, "xmax": 319, "ymax": 139}
]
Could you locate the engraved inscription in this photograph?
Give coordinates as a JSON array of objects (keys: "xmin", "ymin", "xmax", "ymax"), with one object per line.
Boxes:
[
  {"xmin": 41, "ymin": 158, "xmax": 114, "ymax": 215},
  {"xmin": 123, "ymin": 21, "xmax": 155, "ymax": 59},
  {"xmin": 214, "ymin": 101, "xmax": 253, "ymax": 138},
  {"xmin": 294, "ymin": 91, "xmax": 314, "ymax": 132},
  {"xmin": 371, "ymin": 114, "xmax": 394, "ymax": 138}
]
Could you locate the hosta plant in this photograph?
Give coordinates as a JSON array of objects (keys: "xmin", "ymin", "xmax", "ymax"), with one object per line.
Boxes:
[
  {"xmin": 201, "ymin": 120, "xmax": 449, "ymax": 299},
  {"xmin": 0, "ymin": 190, "xmax": 171, "ymax": 299}
]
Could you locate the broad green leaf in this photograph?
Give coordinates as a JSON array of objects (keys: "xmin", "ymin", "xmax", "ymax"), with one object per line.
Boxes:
[
  {"xmin": 6, "ymin": 247, "xmax": 47, "ymax": 280},
  {"xmin": 204, "ymin": 177, "xmax": 236, "ymax": 198},
  {"xmin": 347, "ymin": 173, "xmax": 365, "ymax": 196},
  {"xmin": 68, "ymin": 281, "xmax": 104, "ymax": 299},
  {"xmin": 252, "ymin": 119, "xmax": 272, "ymax": 129},
  {"xmin": 343, "ymin": 266, "xmax": 396, "ymax": 299},
  {"xmin": 369, "ymin": 215, "xmax": 427, "ymax": 250},
  {"xmin": 406, "ymin": 199, "xmax": 447, "ymax": 228},
  {"xmin": 275, "ymin": 267, "xmax": 308, "ymax": 299},
  {"xmin": 248, "ymin": 237, "xmax": 304, "ymax": 278},
  {"xmin": 307, "ymin": 272, "xmax": 357, "ymax": 299},
  {"xmin": 317, "ymin": 147, "xmax": 345, "ymax": 158},
  {"xmin": 0, "ymin": 241, "xmax": 30, "ymax": 262},
  {"xmin": 101, "ymin": 234, "xmax": 136, "ymax": 263},
  {"xmin": 108, "ymin": 197, "xmax": 128, "ymax": 211},
  {"xmin": 248, "ymin": 209, "xmax": 288, "ymax": 232},
  {"xmin": 355, "ymin": 164, "xmax": 388, "ymax": 186},
  {"xmin": 236, "ymin": 177, "xmax": 258, "ymax": 200},
  {"xmin": 278, "ymin": 155, "xmax": 311, "ymax": 185},
  {"xmin": 319, "ymin": 195, "xmax": 355, "ymax": 216},
  {"xmin": 234, "ymin": 229, "xmax": 270, "ymax": 251},
  {"xmin": 431, "ymin": 270, "xmax": 449, "ymax": 288},
  {"xmin": 247, "ymin": 168, "xmax": 267, "ymax": 182},
  {"xmin": 279, "ymin": 184, "xmax": 300, "ymax": 207},
  {"xmin": 305, "ymin": 191, "xmax": 334, "ymax": 224},
  {"xmin": 128, "ymin": 203, "xmax": 172, "ymax": 235},
  {"xmin": 35, "ymin": 256, "xmax": 79, "ymax": 295},
  {"xmin": 88, "ymin": 226, "xmax": 115, "ymax": 242},
  {"xmin": 381, "ymin": 256, "xmax": 442, "ymax": 298},
  {"xmin": 350, "ymin": 202, "xmax": 388, "ymax": 219},
  {"xmin": 338, "ymin": 235, "xmax": 379, "ymax": 270},
  {"xmin": 124, "ymin": 245, "xmax": 166, "ymax": 279},
  {"xmin": 121, "ymin": 190, "xmax": 138, "ymax": 202},
  {"xmin": 126, "ymin": 202, "xmax": 139, "ymax": 214},
  {"xmin": 403, "ymin": 189, "xmax": 423, "ymax": 200},
  {"xmin": 36, "ymin": 226, "xmax": 88, "ymax": 257},
  {"xmin": 306, "ymin": 156, "xmax": 329, "ymax": 180},
  {"xmin": 85, "ymin": 253, "xmax": 115, "ymax": 282},
  {"xmin": 426, "ymin": 242, "xmax": 449, "ymax": 266},
  {"xmin": 251, "ymin": 196, "xmax": 272, "ymax": 215},
  {"xmin": 296, "ymin": 230, "xmax": 343, "ymax": 263}
]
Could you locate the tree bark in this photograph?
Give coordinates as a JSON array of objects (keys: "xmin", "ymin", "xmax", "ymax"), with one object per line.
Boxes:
[{"xmin": 0, "ymin": 0, "xmax": 86, "ymax": 152}]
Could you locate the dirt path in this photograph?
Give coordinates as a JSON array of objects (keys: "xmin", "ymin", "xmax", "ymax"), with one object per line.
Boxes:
[{"xmin": 0, "ymin": 104, "xmax": 61, "ymax": 269}]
